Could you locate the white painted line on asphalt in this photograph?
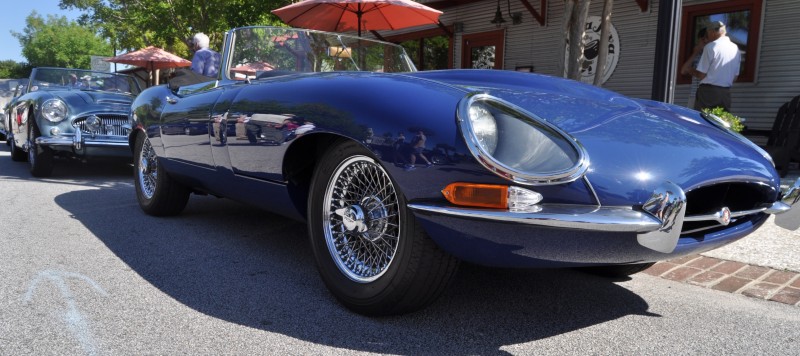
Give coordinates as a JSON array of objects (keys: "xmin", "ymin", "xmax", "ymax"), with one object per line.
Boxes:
[{"xmin": 23, "ymin": 269, "xmax": 108, "ymax": 356}]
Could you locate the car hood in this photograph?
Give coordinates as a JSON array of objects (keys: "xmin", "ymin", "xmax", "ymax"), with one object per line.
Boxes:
[
  {"xmin": 48, "ymin": 89, "xmax": 134, "ymax": 113},
  {"xmin": 407, "ymin": 70, "xmax": 780, "ymax": 205}
]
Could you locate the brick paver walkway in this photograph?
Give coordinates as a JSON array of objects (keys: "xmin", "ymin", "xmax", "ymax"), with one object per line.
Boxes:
[{"xmin": 644, "ymin": 255, "xmax": 800, "ymax": 307}]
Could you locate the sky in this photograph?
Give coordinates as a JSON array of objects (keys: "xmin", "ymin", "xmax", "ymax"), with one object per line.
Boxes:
[{"xmin": 2, "ymin": 1, "xmax": 84, "ymax": 62}]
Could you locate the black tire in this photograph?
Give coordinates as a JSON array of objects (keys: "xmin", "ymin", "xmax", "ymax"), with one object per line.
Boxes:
[
  {"xmin": 307, "ymin": 140, "xmax": 459, "ymax": 316},
  {"xmin": 578, "ymin": 262, "xmax": 656, "ymax": 278},
  {"xmin": 133, "ymin": 133, "xmax": 190, "ymax": 216},
  {"xmin": 10, "ymin": 134, "xmax": 26, "ymax": 161},
  {"xmin": 27, "ymin": 122, "xmax": 54, "ymax": 177}
]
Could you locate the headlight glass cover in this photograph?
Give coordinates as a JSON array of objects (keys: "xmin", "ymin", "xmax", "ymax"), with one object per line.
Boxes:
[
  {"xmin": 41, "ymin": 99, "xmax": 68, "ymax": 123},
  {"xmin": 457, "ymin": 93, "xmax": 589, "ymax": 185}
]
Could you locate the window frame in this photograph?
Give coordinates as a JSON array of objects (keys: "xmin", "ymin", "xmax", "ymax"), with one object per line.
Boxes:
[
  {"xmin": 461, "ymin": 29, "xmax": 505, "ymax": 70},
  {"xmin": 677, "ymin": 0, "xmax": 763, "ymax": 85},
  {"xmin": 384, "ymin": 27, "xmax": 454, "ymax": 70}
]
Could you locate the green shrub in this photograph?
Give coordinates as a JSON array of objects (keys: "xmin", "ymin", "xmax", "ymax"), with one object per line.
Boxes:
[{"xmin": 702, "ymin": 107, "xmax": 745, "ymax": 132}]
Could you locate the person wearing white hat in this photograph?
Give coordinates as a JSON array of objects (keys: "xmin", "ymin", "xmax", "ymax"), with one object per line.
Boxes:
[{"xmin": 684, "ymin": 20, "xmax": 741, "ymax": 112}]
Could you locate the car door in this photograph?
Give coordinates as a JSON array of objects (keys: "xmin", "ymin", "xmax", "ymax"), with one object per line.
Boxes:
[
  {"xmin": 159, "ymin": 84, "xmax": 225, "ymax": 169},
  {"xmin": 222, "ymin": 84, "xmax": 293, "ymax": 183}
]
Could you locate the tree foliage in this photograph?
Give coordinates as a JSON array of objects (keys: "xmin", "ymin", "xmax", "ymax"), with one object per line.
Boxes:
[
  {"xmin": 12, "ymin": 12, "xmax": 112, "ymax": 69},
  {"xmin": 59, "ymin": 0, "xmax": 292, "ymax": 59},
  {"xmin": 0, "ymin": 60, "xmax": 33, "ymax": 79}
]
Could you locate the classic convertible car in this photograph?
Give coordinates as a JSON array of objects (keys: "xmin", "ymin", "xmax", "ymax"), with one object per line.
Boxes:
[
  {"xmin": 129, "ymin": 26, "xmax": 799, "ymax": 316},
  {"xmin": 7, "ymin": 68, "xmax": 140, "ymax": 176}
]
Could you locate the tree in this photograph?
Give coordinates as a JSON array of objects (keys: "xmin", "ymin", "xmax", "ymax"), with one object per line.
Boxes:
[
  {"xmin": 0, "ymin": 60, "xmax": 33, "ymax": 79},
  {"xmin": 12, "ymin": 12, "xmax": 111, "ymax": 69},
  {"xmin": 559, "ymin": 0, "xmax": 616, "ymax": 87},
  {"xmin": 557, "ymin": 0, "xmax": 591, "ymax": 80},
  {"xmin": 59, "ymin": 0, "xmax": 291, "ymax": 59},
  {"xmin": 593, "ymin": 0, "xmax": 613, "ymax": 86}
]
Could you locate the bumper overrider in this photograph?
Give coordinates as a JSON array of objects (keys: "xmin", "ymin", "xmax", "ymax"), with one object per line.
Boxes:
[{"xmin": 409, "ymin": 179, "xmax": 800, "ymax": 264}]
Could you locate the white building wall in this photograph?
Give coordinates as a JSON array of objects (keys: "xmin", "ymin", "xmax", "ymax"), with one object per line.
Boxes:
[
  {"xmin": 406, "ymin": 0, "xmax": 799, "ymax": 131},
  {"xmin": 675, "ymin": 0, "xmax": 800, "ymax": 131}
]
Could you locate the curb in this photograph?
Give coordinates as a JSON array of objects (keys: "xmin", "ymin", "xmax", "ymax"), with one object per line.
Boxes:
[{"xmin": 644, "ymin": 254, "xmax": 800, "ymax": 307}]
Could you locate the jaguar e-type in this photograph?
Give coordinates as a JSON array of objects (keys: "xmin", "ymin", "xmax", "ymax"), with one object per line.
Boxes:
[{"xmin": 129, "ymin": 26, "xmax": 799, "ymax": 316}]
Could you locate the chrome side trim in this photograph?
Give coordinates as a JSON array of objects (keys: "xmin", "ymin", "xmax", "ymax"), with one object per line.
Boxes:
[
  {"xmin": 775, "ymin": 178, "xmax": 800, "ymax": 231},
  {"xmin": 637, "ymin": 181, "xmax": 686, "ymax": 254},
  {"xmin": 583, "ymin": 175, "xmax": 601, "ymax": 206},
  {"xmin": 408, "ymin": 202, "xmax": 662, "ymax": 232}
]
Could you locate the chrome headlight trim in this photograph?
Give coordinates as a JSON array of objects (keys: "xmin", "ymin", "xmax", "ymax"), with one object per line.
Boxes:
[
  {"xmin": 457, "ymin": 93, "xmax": 590, "ymax": 186},
  {"xmin": 700, "ymin": 111, "xmax": 773, "ymax": 166},
  {"xmin": 700, "ymin": 111, "xmax": 731, "ymax": 130},
  {"xmin": 41, "ymin": 99, "xmax": 68, "ymax": 123}
]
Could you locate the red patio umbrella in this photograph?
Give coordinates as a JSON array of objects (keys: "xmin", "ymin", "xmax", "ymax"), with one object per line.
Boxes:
[
  {"xmin": 230, "ymin": 62, "xmax": 276, "ymax": 77},
  {"xmin": 271, "ymin": 0, "xmax": 443, "ymax": 37},
  {"xmin": 105, "ymin": 46, "xmax": 191, "ymax": 85}
]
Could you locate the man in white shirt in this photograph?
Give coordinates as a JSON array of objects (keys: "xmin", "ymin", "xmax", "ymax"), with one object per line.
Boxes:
[{"xmin": 684, "ymin": 20, "xmax": 741, "ymax": 112}]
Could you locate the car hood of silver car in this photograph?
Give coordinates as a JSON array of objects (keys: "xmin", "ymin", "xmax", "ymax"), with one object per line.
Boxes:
[{"xmin": 40, "ymin": 88, "xmax": 134, "ymax": 115}]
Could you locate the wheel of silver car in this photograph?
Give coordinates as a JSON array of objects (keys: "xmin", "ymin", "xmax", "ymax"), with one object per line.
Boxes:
[
  {"xmin": 9, "ymin": 134, "xmax": 26, "ymax": 161},
  {"xmin": 308, "ymin": 140, "xmax": 459, "ymax": 316},
  {"xmin": 133, "ymin": 133, "xmax": 190, "ymax": 216},
  {"xmin": 27, "ymin": 122, "xmax": 54, "ymax": 177}
]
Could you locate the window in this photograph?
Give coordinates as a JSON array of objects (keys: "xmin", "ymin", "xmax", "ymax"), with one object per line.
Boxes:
[
  {"xmin": 678, "ymin": 0, "xmax": 763, "ymax": 84},
  {"xmin": 385, "ymin": 28, "xmax": 453, "ymax": 70},
  {"xmin": 461, "ymin": 30, "xmax": 505, "ymax": 70}
]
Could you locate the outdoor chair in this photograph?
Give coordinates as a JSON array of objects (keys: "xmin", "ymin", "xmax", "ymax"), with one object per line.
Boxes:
[{"xmin": 744, "ymin": 94, "xmax": 800, "ymax": 177}]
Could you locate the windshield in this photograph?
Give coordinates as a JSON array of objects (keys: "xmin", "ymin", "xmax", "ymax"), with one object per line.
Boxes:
[
  {"xmin": 226, "ymin": 27, "xmax": 416, "ymax": 80},
  {"xmin": 29, "ymin": 68, "xmax": 142, "ymax": 95}
]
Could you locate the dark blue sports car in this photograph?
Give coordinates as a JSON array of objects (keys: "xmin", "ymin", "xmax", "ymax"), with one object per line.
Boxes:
[{"xmin": 129, "ymin": 26, "xmax": 799, "ymax": 315}]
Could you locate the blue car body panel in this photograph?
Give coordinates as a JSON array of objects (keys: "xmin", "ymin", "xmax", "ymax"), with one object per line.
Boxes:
[{"xmin": 131, "ymin": 54, "xmax": 783, "ymax": 268}]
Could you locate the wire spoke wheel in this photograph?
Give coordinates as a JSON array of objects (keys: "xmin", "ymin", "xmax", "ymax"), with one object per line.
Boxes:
[
  {"xmin": 137, "ymin": 136, "xmax": 158, "ymax": 199},
  {"xmin": 133, "ymin": 133, "xmax": 190, "ymax": 216},
  {"xmin": 27, "ymin": 122, "xmax": 53, "ymax": 177},
  {"xmin": 309, "ymin": 140, "xmax": 458, "ymax": 315},
  {"xmin": 323, "ymin": 155, "xmax": 400, "ymax": 283}
]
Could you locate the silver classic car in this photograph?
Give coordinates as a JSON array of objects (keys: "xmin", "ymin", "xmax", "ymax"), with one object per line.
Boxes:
[{"xmin": 6, "ymin": 67, "xmax": 141, "ymax": 176}]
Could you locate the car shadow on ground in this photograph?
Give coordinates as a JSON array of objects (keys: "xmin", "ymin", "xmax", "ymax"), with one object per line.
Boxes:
[
  {"xmin": 0, "ymin": 141, "xmax": 132, "ymax": 183},
  {"xmin": 52, "ymin": 178, "xmax": 661, "ymax": 354}
]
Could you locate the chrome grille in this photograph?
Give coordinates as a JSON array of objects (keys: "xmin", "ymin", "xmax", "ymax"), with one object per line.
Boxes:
[
  {"xmin": 74, "ymin": 115, "xmax": 129, "ymax": 137},
  {"xmin": 681, "ymin": 182, "xmax": 776, "ymax": 235}
]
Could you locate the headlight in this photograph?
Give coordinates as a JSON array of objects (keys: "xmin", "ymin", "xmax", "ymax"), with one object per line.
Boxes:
[
  {"xmin": 41, "ymin": 99, "xmax": 68, "ymax": 123},
  {"xmin": 458, "ymin": 93, "xmax": 589, "ymax": 185}
]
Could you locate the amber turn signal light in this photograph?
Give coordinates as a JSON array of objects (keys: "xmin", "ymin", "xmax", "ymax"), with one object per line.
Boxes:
[{"xmin": 441, "ymin": 183, "xmax": 508, "ymax": 209}]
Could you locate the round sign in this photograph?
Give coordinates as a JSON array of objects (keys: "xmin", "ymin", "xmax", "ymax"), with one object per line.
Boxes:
[{"xmin": 565, "ymin": 16, "xmax": 620, "ymax": 85}]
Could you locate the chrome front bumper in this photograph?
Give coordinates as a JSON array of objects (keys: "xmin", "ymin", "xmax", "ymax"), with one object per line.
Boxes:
[
  {"xmin": 35, "ymin": 129, "xmax": 129, "ymax": 151},
  {"xmin": 410, "ymin": 179, "xmax": 800, "ymax": 254},
  {"xmin": 775, "ymin": 179, "xmax": 800, "ymax": 230}
]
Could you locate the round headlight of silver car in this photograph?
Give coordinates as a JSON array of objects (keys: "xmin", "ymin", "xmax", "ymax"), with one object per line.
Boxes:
[
  {"xmin": 458, "ymin": 93, "xmax": 589, "ymax": 185},
  {"xmin": 41, "ymin": 99, "xmax": 68, "ymax": 123}
]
